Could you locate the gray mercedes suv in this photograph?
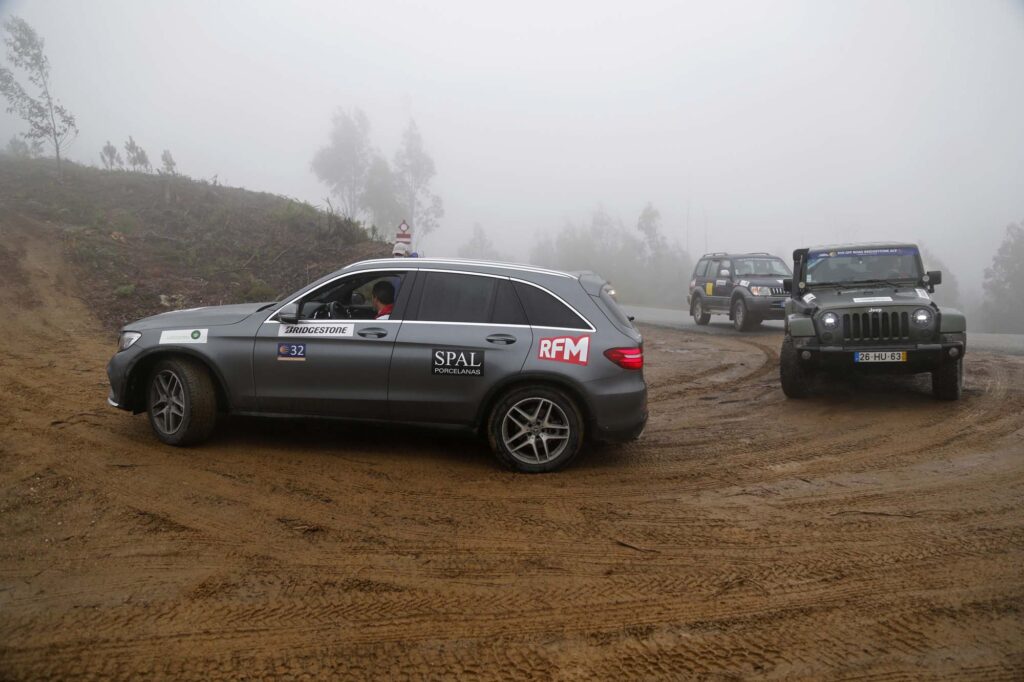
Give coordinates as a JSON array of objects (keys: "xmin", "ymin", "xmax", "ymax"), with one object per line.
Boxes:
[{"xmin": 106, "ymin": 258, "xmax": 647, "ymax": 472}]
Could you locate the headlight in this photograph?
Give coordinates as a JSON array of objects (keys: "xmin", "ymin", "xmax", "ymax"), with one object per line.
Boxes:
[
  {"xmin": 119, "ymin": 331, "xmax": 141, "ymax": 351},
  {"xmin": 749, "ymin": 286, "xmax": 771, "ymax": 296},
  {"xmin": 820, "ymin": 312, "xmax": 839, "ymax": 329},
  {"xmin": 912, "ymin": 308, "xmax": 933, "ymax": 327}
]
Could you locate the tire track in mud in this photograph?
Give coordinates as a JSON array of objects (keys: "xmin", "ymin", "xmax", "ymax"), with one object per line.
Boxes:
[{"xmin": 1, "ymin": 215, "xmax": 1023, "ymax": 680}]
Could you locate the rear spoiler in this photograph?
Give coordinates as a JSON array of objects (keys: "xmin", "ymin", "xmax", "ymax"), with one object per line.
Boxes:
[{"xmin": 576, "ymin": 271, "xmax": 607, "ymax": 296}]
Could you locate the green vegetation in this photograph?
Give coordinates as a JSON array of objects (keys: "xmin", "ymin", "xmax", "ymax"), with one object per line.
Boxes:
[{"xmin": 0, "ymin": 156, "xmax": 389, "ymax": 330}]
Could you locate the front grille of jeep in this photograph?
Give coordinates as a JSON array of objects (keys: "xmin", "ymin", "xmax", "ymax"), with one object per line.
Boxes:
[
  {"xmin": 843, "ymin": 311, "xmax": 910, "ymax": 343},
  {"xmin": 769, "ymin": 287, "xmax": 786, "ymax": 296}
]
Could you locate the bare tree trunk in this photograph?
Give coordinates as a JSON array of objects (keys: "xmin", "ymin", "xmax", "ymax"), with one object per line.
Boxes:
[{"xmin": 54, "ymin": 143, "xmax": 62, "ymax": 181}]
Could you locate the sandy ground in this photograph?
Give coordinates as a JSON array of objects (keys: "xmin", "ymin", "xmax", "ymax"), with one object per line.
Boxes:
[{"xmin": 1, "ymin": 216, "xmax": 1022, "ymax": 680}]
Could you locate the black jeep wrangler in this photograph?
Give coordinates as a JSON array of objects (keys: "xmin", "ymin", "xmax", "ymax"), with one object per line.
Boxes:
[
  {"xmin": 687, "ymin": 252, "xmax": 791, "ymax": 331},
  {"xmin": 780, "ymin": 243, "xmax": 967, "ymax": 400}
]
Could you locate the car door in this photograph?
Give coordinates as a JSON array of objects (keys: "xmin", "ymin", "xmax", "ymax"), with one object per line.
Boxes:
[
  {"xmin": 252, "ymin": 269, "xmax": 415, "ymax": 417},
  {"xmin": 388, "ymin": 270, "xmax": 533, "ymax": 424},
  {"xmin": 711, "ymin": 258, "xmax": 733, "ymax": 308}
]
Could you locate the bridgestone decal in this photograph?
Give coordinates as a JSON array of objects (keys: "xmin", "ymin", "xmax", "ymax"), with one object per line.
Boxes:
[
  {"xmin": 432, "ymin": 349, "xmax": 484, "ymax": 377},
  {"xmin": 278, "ymin": 323, "xmax": 354, "ymax": 337}
]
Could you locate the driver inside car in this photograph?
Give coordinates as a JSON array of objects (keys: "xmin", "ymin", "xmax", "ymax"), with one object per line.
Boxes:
[{"xmin": 371, "ymin": 280, "xmax": 395, "ymax": 320}]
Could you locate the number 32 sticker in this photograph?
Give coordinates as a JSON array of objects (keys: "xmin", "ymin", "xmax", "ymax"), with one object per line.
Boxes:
[{"xmin": 277, "ymin": 343, "xmax": 306, "ymax": 361}]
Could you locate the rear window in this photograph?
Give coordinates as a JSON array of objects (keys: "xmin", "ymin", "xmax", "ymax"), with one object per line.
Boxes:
[
  {"xmin": 694, "ymin": 259, "xmax": 709, "ymax": 278},
  {"xmin": 416, "ymin": 272, "xmax": 496, "ymax": 323},
  {"xmin": 513, "ymin": 282, "xmax": 589, "ymax": 329},
  {"xmin": 491, "ymin": 279, "xmax": 528, "ymax": 325}
]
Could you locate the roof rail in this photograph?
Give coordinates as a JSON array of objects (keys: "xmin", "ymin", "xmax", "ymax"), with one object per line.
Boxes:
[{"xmin": 700, "ymin": 252, "xmax": 729, "ymax": 257}]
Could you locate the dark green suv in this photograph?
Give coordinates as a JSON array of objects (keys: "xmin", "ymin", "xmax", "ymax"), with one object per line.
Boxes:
[
  {"xmin": 687, "ymin": 252, "xmax": 791, "ymax": 331},
  {"xmin": 780, "ymin": 243, "xmax": 966, "ymax": 400}
]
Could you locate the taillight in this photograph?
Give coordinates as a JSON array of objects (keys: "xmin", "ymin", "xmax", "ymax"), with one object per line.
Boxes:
[{"xmin": 604, "ymin": 347, "xmax": 643, "ymax": 370}]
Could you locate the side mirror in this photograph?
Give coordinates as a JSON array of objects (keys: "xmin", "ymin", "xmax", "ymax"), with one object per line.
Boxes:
[
  {"xmin": 782, "ymin": 278, "xmax": 793, "ymax": 293},
  {"xmin": 278, "ymin": 302, "xmax": 300, "ymax": 324},
  {"xmin": 924, "ymin": 270, "xmax": 942, "ymax": 293}
]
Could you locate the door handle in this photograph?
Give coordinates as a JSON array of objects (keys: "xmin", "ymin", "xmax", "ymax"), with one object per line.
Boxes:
[
  {"xmin": 486, "ymin": 333, "xmax": 517, "ymax": 345},
  {"xmin": 357, "ymin": 327, "xmax": 388, "ymax": 339}
]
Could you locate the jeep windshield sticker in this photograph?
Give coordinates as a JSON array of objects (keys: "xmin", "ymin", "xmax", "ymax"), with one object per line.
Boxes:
[
  {"xmin": 852, "ymin": 296, "xmax": 893, "ymax": 303},
  {"xmin": 538, "ymin": 335, "xmax": 590, "ymax": 366},
  {"xmin": 916, "ymin": 288, "xmax": 931, "ymax": 300},
  {"xmin": 159, "ymin": 328, "xmax": 208, "ymax": 344},
  {"xmin": 277, "ymin": 343, "xmax": 306, "ymax": 361},
  {"xmin": 278, "ymin": 323, "xmax": 354, "ymax": 337},
  {"xmin": 432, "ymin": 349, "xmax": 484, "ymax": 376},
  {"xmin": 809, "ymin": 247, "xmax": 920, "ymax": 257}
]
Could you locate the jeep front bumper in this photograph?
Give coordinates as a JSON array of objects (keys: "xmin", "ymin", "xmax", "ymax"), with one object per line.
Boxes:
[{"xmin": 791, "ymin": 335, "xmax": 965, "ymax": 372}]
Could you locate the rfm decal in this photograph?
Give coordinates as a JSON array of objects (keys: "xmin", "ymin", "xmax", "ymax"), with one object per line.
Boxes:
[{"xmin": 538, "ymin": 335, "xmax": 590, "ymax": 366}]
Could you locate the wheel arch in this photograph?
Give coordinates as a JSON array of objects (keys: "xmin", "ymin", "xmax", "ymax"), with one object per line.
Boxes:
[
  {"xmin": 475, "ymin": 372, "xmax": 593, "ymax": 434},
  {"xmin": 123, "ymin": 348, "xmax": 231, "ymax": 414}
]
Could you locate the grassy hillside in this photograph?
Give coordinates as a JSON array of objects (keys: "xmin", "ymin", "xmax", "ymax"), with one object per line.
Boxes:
[{"xmin": 0, "ymin": 157, "xmax": 391, "ymax": 330}]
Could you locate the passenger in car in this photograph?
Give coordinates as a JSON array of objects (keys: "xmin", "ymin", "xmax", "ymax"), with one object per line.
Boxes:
[{"xmin": 372, "ymin": 281, "xmax": 395, "ymax": 320}]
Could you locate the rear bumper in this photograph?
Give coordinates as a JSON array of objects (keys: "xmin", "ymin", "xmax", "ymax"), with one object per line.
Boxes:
[{"xmin": 584, "ymin": 373, "xmax": 648, "ymax": 442}]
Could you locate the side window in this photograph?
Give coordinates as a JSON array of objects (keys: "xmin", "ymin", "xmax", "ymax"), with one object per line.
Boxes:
[
  {"xmin": 708, "ymin": 260, "xmax": 721, "ymax": 278},
  {"xmin": 694, "ymin": 259, "xmax": 709, "ymax": 279},
  {"xmin": 513, "ymin": 282, "xmax": 589, "ymax": 330},
  {"xmin": 416, "ymin": 272, "xmax": 497, "ymax": 323},
  {"xmin": 297, "ymin": 271, "xmax": 405, "ymax": 320},
  {"xmin": 491, "ymin": 279, "xmax": 528, "ymax": 325}
]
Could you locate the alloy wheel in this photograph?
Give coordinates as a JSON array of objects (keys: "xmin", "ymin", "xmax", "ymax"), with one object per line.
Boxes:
[
  {"xmin": 150, "ymin": 369, "xmax": 186, "ymax": 435},
  {"xmin": 501, "ymin": 397, "xmax": 571, "ymax": 465}
]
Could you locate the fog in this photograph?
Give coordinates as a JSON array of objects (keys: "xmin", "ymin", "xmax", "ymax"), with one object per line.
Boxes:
[{"xmin": 2, "ymin": 0, "xmax": 1022, "ymax": 295}]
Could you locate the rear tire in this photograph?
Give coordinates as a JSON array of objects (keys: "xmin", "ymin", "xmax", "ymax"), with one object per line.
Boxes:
[
  {"xmin": 932, "ymin": 357, "xmax": 963, "ymax": 401},
  {"xmin": 692, "ymin": 296, "xmax": 711, "ymax": 325},
  {"xmin": 780, "ymin": 336, "xmax": 811, "ymax": 399},
  {"xmin": 147, "ymin": 357, "xmax": 218, "ymax": 446},
  {"xmin": 487, "ymin": 386, "xmax": 584, "ymax": 473}
]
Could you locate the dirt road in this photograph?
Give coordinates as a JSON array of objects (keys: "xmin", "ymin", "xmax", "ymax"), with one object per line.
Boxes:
[{"xmin": 2, "ymin": 217, "xmax": 1022, "ymax": 679}]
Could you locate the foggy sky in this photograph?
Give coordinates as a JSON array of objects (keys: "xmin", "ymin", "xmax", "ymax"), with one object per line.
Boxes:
[{"xmin": 2, "ymin": 0, "xmax": 1022, "ymax": 295}]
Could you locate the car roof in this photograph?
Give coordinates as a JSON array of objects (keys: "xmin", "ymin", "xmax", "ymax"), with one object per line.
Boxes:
[
  {"xmin": 341, "ymin": 257, "xmax": 578, "ymax": 280},
  {"xmin": 805, "ymin": 242, "xmax": 919, "ymax": 252},
  {"xmin": 698, "ymin": 252, "xmax": 784, "ymax": 259}
]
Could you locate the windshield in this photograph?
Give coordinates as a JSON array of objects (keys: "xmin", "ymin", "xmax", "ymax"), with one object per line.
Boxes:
[
  {"xmin": 805, "ymin": 247, "xmax": 922, "ymax": 285},
  {"xmin": 734, "ymin": 258, "xmax": 791, "ymax": 277}
]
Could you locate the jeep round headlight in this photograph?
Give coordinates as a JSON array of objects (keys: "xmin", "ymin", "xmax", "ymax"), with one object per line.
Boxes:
[
  {"xmin": 119, "ymin": 331, "xmax": 142, "ymax": 351},
  {"xmin": 912, "ymin": 308, "xmax": 933, "ymax": 327},
  {"xmin": 749, "ymin": 285, "xmax": 771, "ymax": 296},
  {"xmin": 820, "ymin": 312, "xmax": 839, "ymax": 329}
]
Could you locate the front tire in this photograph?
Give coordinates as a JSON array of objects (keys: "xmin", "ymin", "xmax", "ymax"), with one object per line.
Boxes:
[
  {"xmin": 487, "ymin": 386, "xmax": 584, "ymax": 473},
  {"xmin": 732, "ymin": 297, "xmax": 756, "ymax": 332},
  {"xmin": 147, "ymin": 357, "xmax": 218, "ymax": 446},
  {"xmin": 780, "ymin": 336, "xmax": 811, "ymax": 399},
  {"xmin": 932, "ymin": 357, "xmax": 963, "ymax": 401},
  {"xmin": 692, "ymin": 296, "xmax": 711, "ymax": 325}
]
